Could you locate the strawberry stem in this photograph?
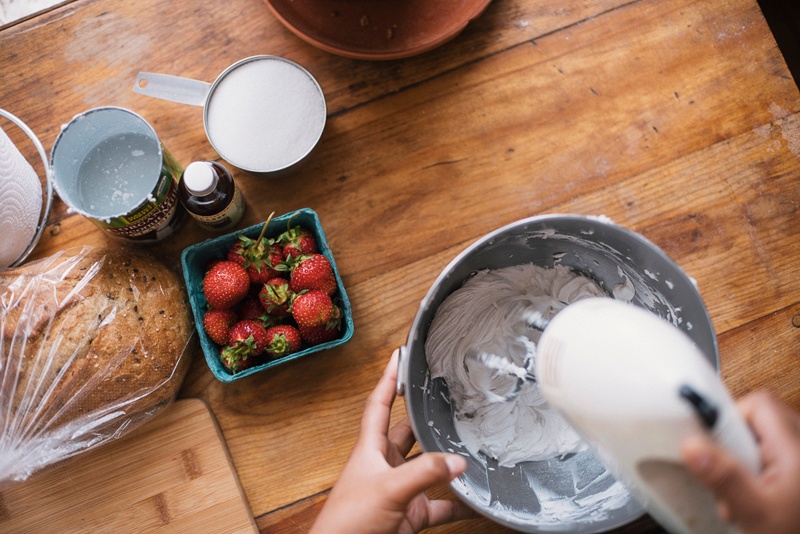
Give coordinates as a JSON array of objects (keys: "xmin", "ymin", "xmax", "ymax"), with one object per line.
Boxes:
[
  {"xmin": 286, "ymin": 211, "xmax": 300, "ymax": 231},
  {"xmin": 257, "ymin": 211, "xmax": 276, "ymax": 242}
]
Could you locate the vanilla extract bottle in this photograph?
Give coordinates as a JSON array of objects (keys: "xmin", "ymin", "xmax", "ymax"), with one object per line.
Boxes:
[{"xmin": 178, "ymin": 161, "xmax": 245, "ymax": 232}]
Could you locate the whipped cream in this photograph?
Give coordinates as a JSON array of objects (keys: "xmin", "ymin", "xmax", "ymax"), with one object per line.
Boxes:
[{"xmin": 426, "ymin": 263, "xmax": 607, "ymax": 467}]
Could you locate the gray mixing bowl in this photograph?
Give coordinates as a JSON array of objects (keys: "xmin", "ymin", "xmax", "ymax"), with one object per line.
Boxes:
[{"xmin": 397, "ymin": 214, "xmax": 718, "ymax": 533}]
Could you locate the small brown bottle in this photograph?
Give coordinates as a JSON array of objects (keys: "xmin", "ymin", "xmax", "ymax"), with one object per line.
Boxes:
[{"xmin": 178, "ymin": 161, "xmax": 245, "ymax": 232}]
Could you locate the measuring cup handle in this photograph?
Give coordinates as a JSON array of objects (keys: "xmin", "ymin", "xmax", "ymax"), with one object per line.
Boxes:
[{"xmin": 133, "ymin": 72, "xmax": 211, "ymax": 107}]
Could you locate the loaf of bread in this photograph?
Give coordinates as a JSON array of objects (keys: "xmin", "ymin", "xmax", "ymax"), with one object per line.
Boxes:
[{"xmin": 0, "ymin": 246, "xmax": 194, "ymax": 484}]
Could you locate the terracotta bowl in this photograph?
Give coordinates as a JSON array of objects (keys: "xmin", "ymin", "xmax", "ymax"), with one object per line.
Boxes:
[{"xmin": 264, "ymin": 0, "xmax": 492, "ymax": 60}]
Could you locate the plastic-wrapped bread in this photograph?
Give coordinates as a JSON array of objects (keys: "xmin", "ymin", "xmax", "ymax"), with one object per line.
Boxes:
[{"xmin": 0, "ymin": 246, "xmax": 194, "ymax": 485}]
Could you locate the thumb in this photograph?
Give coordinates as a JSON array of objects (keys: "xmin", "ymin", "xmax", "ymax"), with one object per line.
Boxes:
[
  {"xmin": 387, "ymin": 453, "xmax": 467, "ymax": 506},
  {"xmin": 681, "ymin": 434, "xmax": 762, "ymax": 521}
]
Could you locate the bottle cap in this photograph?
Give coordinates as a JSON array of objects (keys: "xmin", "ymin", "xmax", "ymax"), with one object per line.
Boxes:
[{"xmin": 183, "ymin": 161, "xmax": 217, "ymax": 196}]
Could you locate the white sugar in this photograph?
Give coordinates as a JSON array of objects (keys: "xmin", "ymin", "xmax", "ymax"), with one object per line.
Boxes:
[{"xmin": 205, "ymin": 58, "xmax": 326, "ymax": 172}]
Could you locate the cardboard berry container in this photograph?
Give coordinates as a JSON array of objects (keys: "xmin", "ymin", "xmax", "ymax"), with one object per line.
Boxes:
[{"xmin": 180, "ymin": 207, "xmax": 354, "ymax": 382}]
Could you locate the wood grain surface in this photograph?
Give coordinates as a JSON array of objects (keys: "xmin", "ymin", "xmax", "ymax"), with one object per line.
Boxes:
[
  {"xmin": 0, "ymin": 399, "xmax": 258, "ymax": 534},
  {"xmin": 1, "ymin": 0, "xmax": 798, "ymax": 532}
]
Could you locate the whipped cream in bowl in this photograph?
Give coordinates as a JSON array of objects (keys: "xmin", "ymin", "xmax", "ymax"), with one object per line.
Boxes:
[{"xmin": 398, "ymin": 214, "xmax": 719, "ymax": 533}]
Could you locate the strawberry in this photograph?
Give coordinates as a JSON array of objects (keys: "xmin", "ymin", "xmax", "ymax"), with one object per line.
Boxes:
[
  {"xmin": 291, "ymin": 290, "xmax": 341, "ymax": 330},
  {"xmin": 237, "ymin": 296, "xmax": 265, "ymax": 321},
  {"xmin": 219, "ymin": 347, "xmax": 258, "ymax": 373},
  {"xmin": 286, "ymin": 254, "xmax": 337, "ymax": 295},
  {"xmin": 264, "ymin": 325, "xmax": 302, "ymax": 358},
  {"xmin": 203, "ymin": 308, "xmax": 238, "ymax": 345},
  {"xmin": 225, "ymin": 240, "xmax": 248, "ymax": 267},
  {"xmin": 250, "ymin": 246, "xmax": 284, "ymax": 285},
  {"xmin": 220, "ymin": 320, "xmax": 269, "ymax": 372},
  {"xmin": 203, "ymin": 261, "xmax": 250, "ymax": 309},
  {"xmin": 299, "ymin": 323, "xmax": 339, "ymax": 345},
  {"xmin": 226, "ymin": 214, "xmax": 285, "ymax": 286},
  {"xmin": 258, "ymin": 277, "xmax": 294, "ymax": 318},
  {"xmin": 227, "ymin": 235, "xmax": 284, "ymax": 286},
  {"xmin": 278, "ymin": 225, "xmax": 318, "ymax": 259},
  {"xmin": 204, "ymin": 257, "xmax": 224, "ymax": 273},
  {"xmin": 238, "ymin": 294, "xmax": 286, "ymax": 329}
]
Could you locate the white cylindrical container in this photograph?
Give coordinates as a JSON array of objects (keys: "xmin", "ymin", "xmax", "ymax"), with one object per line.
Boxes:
[
  {"xmin": 50, "ymin": 107, "xmax": 187, "ymax": 243},
  {"xmin": 0, "ymin": 109, "xmax": 52, "ymax": 269}
]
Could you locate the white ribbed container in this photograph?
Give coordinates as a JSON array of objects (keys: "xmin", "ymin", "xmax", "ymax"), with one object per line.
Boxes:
[{"xmin": 0, "ymin": 110, "xmax": 52, "ymax": 269}]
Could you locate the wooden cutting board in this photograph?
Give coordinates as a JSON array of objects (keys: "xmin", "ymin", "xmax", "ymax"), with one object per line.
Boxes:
[{"xmin": 0, "ymin": 399, "xmax": 258, "ymax": 534}]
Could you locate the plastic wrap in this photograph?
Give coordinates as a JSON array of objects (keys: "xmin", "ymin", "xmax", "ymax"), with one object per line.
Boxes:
[{"xmin": 0, "ymin": 246, "xmax": 194, "ymax": 486}]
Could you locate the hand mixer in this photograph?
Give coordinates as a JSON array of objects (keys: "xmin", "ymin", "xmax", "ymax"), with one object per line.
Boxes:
[{"xmin": 525, "ymin": 297, "xmax": 761, "ymax": 534}]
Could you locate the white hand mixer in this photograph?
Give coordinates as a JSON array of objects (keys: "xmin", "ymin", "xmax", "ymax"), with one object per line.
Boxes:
[{"xmin": 528, "ymin": 297, "xmax": 760, "ymax": 534}]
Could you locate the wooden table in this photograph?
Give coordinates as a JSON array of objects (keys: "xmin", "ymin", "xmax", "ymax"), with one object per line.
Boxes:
[{"xmin": 2, "ymin": 0, "xmax": 798, "ymax": 532}]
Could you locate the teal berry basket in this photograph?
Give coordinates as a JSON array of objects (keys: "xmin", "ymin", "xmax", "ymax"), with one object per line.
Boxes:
[{"xmin": 181, "ymin": 208, "xmax": 354, "ymax": 382}]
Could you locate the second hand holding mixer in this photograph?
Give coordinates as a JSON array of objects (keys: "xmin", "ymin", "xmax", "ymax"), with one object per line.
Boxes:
[{"xmin": 483, "ymin": 297, "xmax": 760, "ymax": 534}]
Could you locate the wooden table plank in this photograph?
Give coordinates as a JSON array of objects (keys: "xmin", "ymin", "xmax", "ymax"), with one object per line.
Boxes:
[
  {"xmin": 0, "ymin": 0, "xmax": 629, "ymax": 168},
  {"xmin": 1, "ymin": 0, "xmax": 798, "ymax": 532}
]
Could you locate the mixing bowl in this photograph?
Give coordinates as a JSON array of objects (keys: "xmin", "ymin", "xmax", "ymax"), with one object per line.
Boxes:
[{"xmin": 397, "ymin": 214, "xmax": 719, "ymax": 533}]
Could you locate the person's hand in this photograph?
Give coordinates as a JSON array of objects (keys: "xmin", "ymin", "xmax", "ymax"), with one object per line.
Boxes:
[
  {"xmin": 681, "ymin": 391, "xmax": 800, "ymax": 534},
  {"xmin": 310, "ymin": 349, "xmax": 476, "ymax": 534}
]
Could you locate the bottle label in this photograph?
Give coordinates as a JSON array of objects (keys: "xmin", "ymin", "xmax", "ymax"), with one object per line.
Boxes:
[
  {"xmin": 190, "ymin": 184, "xmax": 245, "ymax": 231},
  {"xmin": 101, "ymin": 144, "xmax": 186, "ymax": 241}
]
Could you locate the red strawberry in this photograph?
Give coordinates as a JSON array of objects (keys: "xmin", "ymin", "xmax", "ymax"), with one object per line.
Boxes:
[
  {"xmin": 238, "ymin": 295, "xmax": 286, "ymax": 329},
  {"xmin": 225, "ymin": 240, "xmax": 248, "ymax": 266},
  {"xmin": 264, "ymin": 325, "xmax": 302, "ymax": 358},
  {"xmin": 237, "ymin": 296, "xmax": 265, "ymax": 321},
  {"xmin": 227, "ymin": 214, "xmax": 286, "ymax": 286},
  {"xmin": 228, "ymin": 235, "xmax": 284, "ymax": 286},
  {"xmin": 278, "ymin": 226, "xmax": 318, "ymax": 259},
  {"xmin": 219, "ymin": 347, "xmax": 258, "ymax": 373},
  {"xmin": 204, "ymin": 257, "xmax": 224, "ymax": 273},
  {"xmin": 292, "ymin": 290, "xmax": 341, "ymax": 330},
  {"xmin": 258, "ymin": 277, "xmax": 294, "ymax": 318},
  {"xmin": 203, "ymin": 261, "xmax": 250, "ymax": 309},
  {"xmin": 299, "ymin": 323, "xmax": 339, "ymax": 345},
  {"xmin": 220, "ymin": 320, "xmax": 269, "ymax": 372},
  {"xmin": 287, "ymin": 254, "xmax": 337, "ymax": 295},
  {"xmin": 250, "ymin": 246, "xmax": 284, "ymax": 285},
  {"xmin": 203, "ymin": 308, "xmax": 238, "ymax": 345}
]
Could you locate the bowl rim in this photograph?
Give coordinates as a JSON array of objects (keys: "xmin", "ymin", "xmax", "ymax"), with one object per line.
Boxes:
[{"xmin": 264, "ymin": 0, "xmax": 493, "ymax": 60}]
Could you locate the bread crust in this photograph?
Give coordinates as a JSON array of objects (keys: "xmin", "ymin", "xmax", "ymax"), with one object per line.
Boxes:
[{"xmin": 0, "ymin": 247, "xmax": 194, "ymax": 469}]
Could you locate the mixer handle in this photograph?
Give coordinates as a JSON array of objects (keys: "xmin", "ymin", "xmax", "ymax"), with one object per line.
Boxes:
[{"xmin": 679, "ymin": 385, "xmax": 719, "ymax": 429}]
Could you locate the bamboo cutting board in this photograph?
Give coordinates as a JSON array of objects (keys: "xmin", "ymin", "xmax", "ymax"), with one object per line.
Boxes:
[{"xmin": 0, "ymin": 399, "xmax": 258, "ymax": 534}]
